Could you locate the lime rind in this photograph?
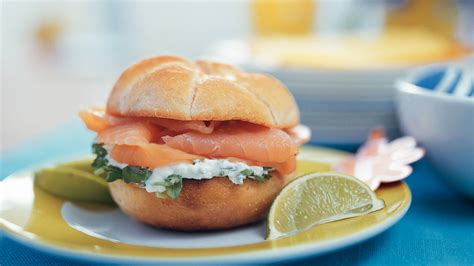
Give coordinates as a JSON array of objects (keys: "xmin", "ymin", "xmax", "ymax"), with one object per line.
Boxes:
[{"xmin": 266, "ymin": 172, "xmax": 385, "ymax": 240}]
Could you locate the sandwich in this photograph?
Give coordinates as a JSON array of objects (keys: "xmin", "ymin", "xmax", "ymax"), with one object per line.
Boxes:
[{"xmin": 79, "ymin": 55, "xmax": 310, "ymax": 230}]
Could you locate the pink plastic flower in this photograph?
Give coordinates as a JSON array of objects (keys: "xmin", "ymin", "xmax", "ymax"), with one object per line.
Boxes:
[{"xmin": 332, "ymin": 128, "xmax": 425, "ymax": 190}]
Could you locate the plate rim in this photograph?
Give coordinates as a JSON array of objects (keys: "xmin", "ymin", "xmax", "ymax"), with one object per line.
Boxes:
[
  {"xmin": 2, "ymin": 195, "xmax": 410, "ymax": 264},
  {"xmin": 0, "ymin": 146, "xmax": 412, "ymax": 264},
  {"xmin": 1, "ymin": 181, "xmax": 411, "ymax": 265}
]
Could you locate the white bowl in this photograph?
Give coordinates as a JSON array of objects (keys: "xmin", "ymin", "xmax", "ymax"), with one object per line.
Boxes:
[{"xmin": 396, "ymin": 81, "xmax": 474, "ymax": 198}]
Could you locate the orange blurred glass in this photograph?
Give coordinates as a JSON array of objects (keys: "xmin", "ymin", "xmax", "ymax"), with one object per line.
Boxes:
[
  {"xmin": 251, "ymin": 0, "xmax": 315, "ymax": 35},
  {"xmin": 386, "ymin": 0, "xmax": 457, "ymax": 38}
]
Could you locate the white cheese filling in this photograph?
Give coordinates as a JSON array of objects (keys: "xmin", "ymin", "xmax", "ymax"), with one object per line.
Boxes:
[{"xmin": 103, "ymin": 145, "xmax": 269, "ymax": 193}]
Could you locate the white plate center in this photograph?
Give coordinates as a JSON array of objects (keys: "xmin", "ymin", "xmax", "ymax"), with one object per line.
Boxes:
[{"xmin": 61, "ymin": 202, "xmax": 266, "ymax": 248}]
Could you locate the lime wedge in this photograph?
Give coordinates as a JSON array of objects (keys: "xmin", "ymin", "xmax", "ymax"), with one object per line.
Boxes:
[
  {"xmin": 35, "ymin": 165, "xmax": 114, "ymax": 204},
  {"xmin": 266, "ymin": 172, "xmax": 384, "ymax": 240}
]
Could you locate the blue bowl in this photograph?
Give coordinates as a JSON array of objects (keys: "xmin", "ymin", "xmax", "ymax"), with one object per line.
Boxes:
[{"xmin": 396, "ymin": 66, "xmax": 474, "ymax": 198}]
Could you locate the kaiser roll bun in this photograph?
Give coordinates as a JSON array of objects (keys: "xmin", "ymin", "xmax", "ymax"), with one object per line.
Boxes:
[
  {"xmin": 108, "ymin": 171, "xmax": 296, "ymax": 230},
  {"xmin": 106, "ymin": 55, "xmax": 299, "ymax": 128}
]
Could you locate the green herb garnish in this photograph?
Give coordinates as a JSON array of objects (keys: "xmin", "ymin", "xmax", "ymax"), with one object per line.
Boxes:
[
  {"xmin": 240, "ymin": 169, "xmax": 253, "ymax": 176},
  {"xmin": 239, "ymin": 169, "xmax": 271, "ymax": 183},
  {"xmin": 92, "ymin": 143, "xmax": 108, "ymax": 169},
  {"xmin": 152, "ymin": 174, "xmax": 183, "ymax": 200},
  {"xmin": 122, "ymin": 166, "xmax": 152, "ymax": 184},
  {"xmin": 104, "ymin": 165, "xmax": 122, "ymax": 182},
  {"xmin": 164, "ymin": 174, "xmax": 183, "ymax": 200},
  {"xmin": 92, "ymin": 144, "xmax": 151, "ymax": 184},
  {"xmin": 91, "ymin": 143, "xmax": 272, "ymax": 199},
  {"xmin": 91, "ymin": 143, "xmax": 180, "ymax": 199}
]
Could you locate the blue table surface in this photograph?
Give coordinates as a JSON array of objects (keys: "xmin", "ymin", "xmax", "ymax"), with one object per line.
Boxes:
[{"xmin": 1, "ymin": 119, "xmax": 473, "ymax": 265}]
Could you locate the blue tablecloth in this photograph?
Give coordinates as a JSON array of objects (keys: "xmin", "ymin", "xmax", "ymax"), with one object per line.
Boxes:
[{"xmin": 1, "ymin": 120, "xmax": 473, "ymax": 265}]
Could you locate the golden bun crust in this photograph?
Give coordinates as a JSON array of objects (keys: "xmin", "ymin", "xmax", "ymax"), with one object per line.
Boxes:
[
  {"xmin": 106, "ymin": 55, "xmax": 299, "ymax": 128},
  {"xmin": 109, "ymin": 171, "xmax": 295, "ymax": 230}
]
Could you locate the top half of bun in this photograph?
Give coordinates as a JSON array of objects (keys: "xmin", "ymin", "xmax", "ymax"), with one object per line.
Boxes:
[{"xmin": 106, "ymin": 55, "xmax": 299, "ymax": 128}]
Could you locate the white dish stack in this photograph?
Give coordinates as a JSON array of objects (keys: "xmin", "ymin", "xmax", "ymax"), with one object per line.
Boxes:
[
  {"xmin": 249, "ymin": 66, "xmax": 408, "ymax": 146},
  {"xmin": 207, "ymin": 40, "xmax": 471, "ymax": 147}
]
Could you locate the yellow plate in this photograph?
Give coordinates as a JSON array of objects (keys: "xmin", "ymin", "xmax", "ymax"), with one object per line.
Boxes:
[{"xmin": 0, "ymin": 146, "xmax": 411, "ymax": 264}]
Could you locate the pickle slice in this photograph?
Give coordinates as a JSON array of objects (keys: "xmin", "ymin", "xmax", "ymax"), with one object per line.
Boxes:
[
  {"xmin": 35, "ymin": 165, "xmax": 114, "ymax": 204},
  {"xmin": 59, "ymin": 159, "xmax": 96, "ymax": 173}
]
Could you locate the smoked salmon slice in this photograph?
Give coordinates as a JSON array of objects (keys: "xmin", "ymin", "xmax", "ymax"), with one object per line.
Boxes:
[
  {"xmin": 271, "ymin": 158, "xmax": 296, "ymax": 174},
  {"xmin": 80, "ymin": 107, "xmax": 217, "ymax": 134},
  {"xmin": 162, "ymin": 124, "xmax": 297, "ymax": 163},
  {"xmin": 111, "ymin": 143, "xmax": 203, "ymax": 169},
  {"xmin": 150, "ymin": 119, "xmax": 218, "ymax": 134},
  {"xmin": 110, "ymin": 143, "xmax": 295, "ymax": 174},
  {"xmin": 110, "ymin": 144, "xmax": 295, "ymax": 174},
  {"xmin": 79, "ymin": 107, "xmax": 131, "ymax": 132},
  {"xmin": 82, "ymin": 107, "xmax": 303, "ymax": 174},
  {"xmin": 96, "ymin": 122, "xmax": 167, "ymax": 145}
]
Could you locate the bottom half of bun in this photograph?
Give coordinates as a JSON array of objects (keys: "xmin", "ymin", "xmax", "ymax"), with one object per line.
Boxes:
[{"xmin": 108, "ymin": 171, "xmax": 296, "ymax": 230}]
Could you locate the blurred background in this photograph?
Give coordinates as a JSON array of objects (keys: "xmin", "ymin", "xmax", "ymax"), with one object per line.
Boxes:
[{"xmin": 1, "ymin": 0, "xmax": 473, "ymax": 151}]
